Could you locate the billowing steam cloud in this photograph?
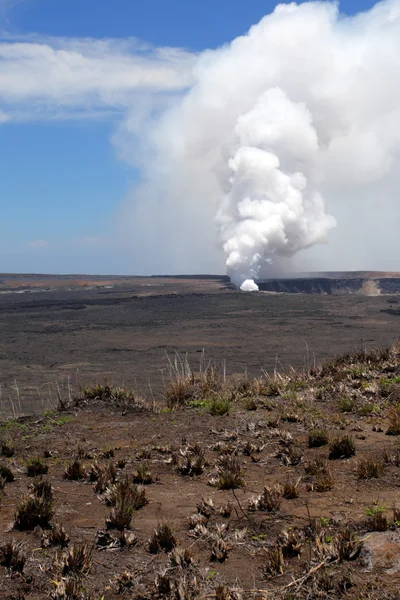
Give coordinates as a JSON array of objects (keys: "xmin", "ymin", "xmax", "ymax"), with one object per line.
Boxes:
[
  {"xmin": 217, "ymin": 87, "xmax": 336, "ymax": 289},
  {"xmin": 122, "ymin": 0, "xmax": 400, "ymax": 289}
]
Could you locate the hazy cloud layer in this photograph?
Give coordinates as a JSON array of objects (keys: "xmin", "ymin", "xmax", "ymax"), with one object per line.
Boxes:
[
  {"xmin": 25, "ymin": 239, "xmax": 49, "ymax": 249},
  {"xmin": 0, "ymin": 35, "xmax": 194, "ymax": 120}
]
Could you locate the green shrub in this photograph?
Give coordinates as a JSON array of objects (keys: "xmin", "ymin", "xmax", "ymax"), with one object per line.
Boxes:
[{"xmin": 208, "ymin": 396, "xmax": 230, "ymax": 416}]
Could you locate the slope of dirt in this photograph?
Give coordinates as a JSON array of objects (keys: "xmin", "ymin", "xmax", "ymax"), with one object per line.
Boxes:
[{"xmin": 2, "ymin": 343, "xmax": 400, "ymax": 599}]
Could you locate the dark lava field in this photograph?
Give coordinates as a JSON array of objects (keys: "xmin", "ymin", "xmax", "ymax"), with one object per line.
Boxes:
[{"xmin": 0, "ymin": 274, "xmax": 399, "ymax": 414}]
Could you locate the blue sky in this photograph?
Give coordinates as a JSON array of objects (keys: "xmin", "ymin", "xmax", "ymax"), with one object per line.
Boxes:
[{"xmin": 0, "ymin": 0, "xmax": 379, "ymax": 274}]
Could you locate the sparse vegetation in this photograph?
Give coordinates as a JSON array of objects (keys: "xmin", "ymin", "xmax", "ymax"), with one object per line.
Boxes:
[
  {"xmin": 308, "ymin": 427, "xmax": 329, "ymax": 448},
  {"xmin": 339, "ymin": 396, "xmax": 357, "ymax": 413},
  {"xmin": 105, "ymin": 477, "xmax": 148, "ymax": 530},
  {"xmin": 366, "ymin": 505, "xmax": 388, "ymax": 532},
  {"xmin": 64, "ymin": 459, "xmax": 86, "ymax": 480},
  {"xmin": 263, "ymin": 544, "xmax": 285, "ymax": 578},
  {"xmin": 356, "ymin": 457, "xmax": 384, "ymax": 479},
  {"xmin": 132, "ymin": 462, "xmax": 153, "ymax": 484},
  {"xmin": 213, "ymin": 455, "xmax": 244, "ymax": 490},
  {"xmin": 3, "ymin": 340, "xmax": 400, "ymax": 598},
  {"xmin": 283, "ymin": 477, "xmax": 301, "ymax": 499},
  {"xmin": 386, "ymin": 406, "xmax": 400, "ymax": 435},
  {"xmin": 174, "ymin": 443, "xmax": 206, "ymax": 477},
  {"xmin": 57, "ymin": 543, "xmax": 92, "ymax": 576},
  {"xmin": 41, "ymin": 523, "xmax": 70, "ymax": 548},
  {"xmin": 149, "ymin": 522, "xmax": 177, "ymax": 553},
  {"xmin": 333, "ymin": 527, "xmax": 364, "ymax": 561},
  {"xmin": 279, "ymin": 528, "xmax": 303, "ymax": 557},
  {"xmin": 249, "ymin": 485, "xmax": 283, "ymax": 512},
  {"xmin": 26, "ymin": 456, "xmax": 48, "ymax": 477},
  {"xmin": 165, "ymin": 359, "xmax": 224, "ymax": 408},
  {"xmin": 0, "ymin": 440, "xmax": 14, "ymax": 457},
  {"xmin": 329, "ymin": 435, "xmax": 356, "ymax": 460},
  {"xmin": 79, "ymin": 383, "xmax": 144, "ymax": 410},
  {"xmin": 0, "ymin": 463, "xmax": 14, "ymax": 482},
  {"xmin": 0, "ymin": 541, "xmax": 26, "ymax": 573},
  {"xmin": 14, "ymin": 487, "xmax": 54, "ymax": 530}
]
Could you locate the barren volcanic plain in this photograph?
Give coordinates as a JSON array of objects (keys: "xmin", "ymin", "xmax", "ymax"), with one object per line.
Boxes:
[{"xmin": 0, "ymin": 273, "xmax": 399, "ymax": 415}]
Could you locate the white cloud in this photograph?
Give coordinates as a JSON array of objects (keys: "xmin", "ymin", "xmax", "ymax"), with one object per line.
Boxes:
[
  {"xmin": 25, "ymin": 239, "xmax": 49, "ymax": 249},
  {"xmin": 115, "ymin": 0, "xmax": 400, "ymax": 281},
  {"xmin": 0, "ymin": 34, "xmax": 195, "ymax": 121}
]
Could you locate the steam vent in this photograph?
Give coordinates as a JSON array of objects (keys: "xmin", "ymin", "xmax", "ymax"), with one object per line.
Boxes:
[{"xmin": 256, "ymin": 272, "xmax": 400, "ymax": 295}]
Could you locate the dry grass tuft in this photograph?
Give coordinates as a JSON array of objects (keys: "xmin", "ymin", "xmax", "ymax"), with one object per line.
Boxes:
[
  {"xmin": 149, "ymin": 522, "xmax": 177, "ymax": 553},
  {"xmin": 329, "ymin": 435, "xmax": 356, "ymax": 460},
  {"xmin": 79, "ymin": 383, "xmax": 144, "ymax": 411},
  {"xmin": 249, "ymin": 484, "xmax": 283, "ymax": 513},
  {"xmin": 197, "ymin": 497, "xmax": 215, "ymax": 518},
  {"xmin": 165, "ymin": 357, "xmax": 224, "ymax": 408},
  {"xmin": 31, "ymin": 477, "xmax": 53, "ymax": 500},
  {"xmin": 366, "ymin": 505, "xmax": 388, "ymax": 532},
  {"xmin": 14, "ymin": 481, "xmax": 54, "ymax": 531},
  {"xmin": 214, "ymin": 455, "xmax": 244, "ymax": 490},
  {"xmin": 313, "ymin": 468, "xmax": 334, "ymax": 492},
  {"xmin": 356, "ymin": 457, "xmax": 384, "ymax": 479},
  {"xmin": 170, "ymin": 546, "xmax": 194, "ymax": 568},
  {"xmin": 304, "ymin": 457, "xmax": 326, "ymax": 475},
  {"xmin": 208, "ymin": 395, "xmax": 231, "ymax": 415},
  {"xmin": 339, "ymin": 396, "xmax": 357, "ymax": 413},
  {"xmin": 333, "ymin": 527, "xmax": 364, "ymax": 561},
  {"xmin": 279, "ymin": 528, "xmax": 303, "ymax": 557},
  {"xmin": 57, "ymin": 543, "xmax": 92, "ymax": 576},
  {"xmin": 283, "ymin": 477, "xmax": 301, "ymax": 499},
  {"xmin": 263, "ymin": 544, "xmax": 284, "ymax": 578},
  {"xmin": 188, "ymin": 513, "xmax": 208, "ymax": 529},
  {"xmin": 211, "ymin": 537, "xmax": 229, "ymax": 562},
  {"xmin": 0, "ymin": 440, "xmax": 14, "ymax": 457},
  {"xmin": 41, "ymin": 523, "xmax": 70, "ymax": 548},
  {"xmin": 105, "ymin": 477, "xmax": 148, "ymax": 511},
  {"xmin": 306, "ymin": 460, "xmax": 334, "ymax": 492},
  {"xmin": 308, "ymin": 427, "xmax": 329, "ymax": 448},
  {"xmin": 386, "ymin": 406, "xmax": 400, "ymax": 436},
  {"xmin": 115, "ymin": 570, "xmax": 136, "ymax": 594},
  {"xmin": 276, "ymin": 443, "xmax": 304, "ymax": 466},
  {"xmin": 0, "ymin": 540, "xmax": 26, "ymax": 573},
  {"xmin": 26, "ymin": 456, "xmax": 48, "ymax": 477},
  {"xmin": 132, "ymin": 463, "xmax": 153, "ymax": 484},
  {"xmin": 0, "ymin": 463, "xmax": 14, "ymax": 482},
  {"xmin": 105, "ymin": 477, "xmax": 147, "ymax": 531},
  {"xmin": 89, "ymin": 461, "xmax": 117, "ymax": 494},
  {"xmin": 174, "ymin": 444, "xmax": 206, "ymax": 477},
  {"xmin": 64, "ymin": 459, "xmax": 86, "ymax": 480}
]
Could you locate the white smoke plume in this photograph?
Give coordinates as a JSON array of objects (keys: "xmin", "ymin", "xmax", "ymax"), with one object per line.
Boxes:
[{"xmin": 120, "ymin": 0, "xmax": 400, "ymax": 289}]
